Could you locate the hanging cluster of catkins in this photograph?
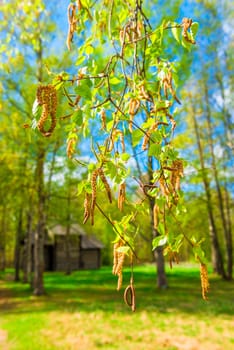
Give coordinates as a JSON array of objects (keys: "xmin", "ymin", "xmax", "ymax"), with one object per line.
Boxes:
[
  {"xmin": 83, "ymin": 168, "xmax": 112, "ymax": 225},
  {"xmin": 108, "ymin": 129, "xmax": 125, "ymax": 153},
  {"xmin": 170, "ymin": 160, "xmax": 184, "ymax": 192},
  {"xmin": 36, "ymin": 85, "xmax": 57, "ymax": 137},
  {"xmin": 119, "ymin": 19, "xmax": 143, "ymax": 45},
  {"xmin": 162, "ymin": 69, "xmax": 181, "ymax": 104}
]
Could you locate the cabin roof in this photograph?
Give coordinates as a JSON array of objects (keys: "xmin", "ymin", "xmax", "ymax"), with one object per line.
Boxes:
[
  {"xmin": 49, "ymin": 224, "xmax": 104, "ymax": 249},
  {"xmin": 49, "ymin": 223, "xmax": 86, "ymax": 236},
  {"xmin": 80, "ymin": 235, "xmax": 104, "ymax": 249}
]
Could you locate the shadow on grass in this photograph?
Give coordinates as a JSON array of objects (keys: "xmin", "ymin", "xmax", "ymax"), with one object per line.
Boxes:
[{"xmin": 0, "ymin": 266, "xmax": 233, "ymax": 316}]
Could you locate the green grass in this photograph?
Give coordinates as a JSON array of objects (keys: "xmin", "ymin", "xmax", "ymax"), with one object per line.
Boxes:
[{"xmin": 0, "ymin": 264, "xmax": 234, "ymax": 350}]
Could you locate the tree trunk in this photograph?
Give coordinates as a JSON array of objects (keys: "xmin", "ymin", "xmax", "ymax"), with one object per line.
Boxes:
[
  {"xmin": 22, "ymin": 210, "xmax": 33, "ymax": 284},
  {"xmin": 0, "ymin": 204, "xmax": 7, "ymax": 271},
  {"xmin": 14, "ymin": 208, "xmax": 23, "ymax": 282},
  {"xmin": 224, "ymin": 185, "xmax": 233, "ymax": 280},
  {"xmin": 148, "ymin": 156, "xmax": 167, "ymax": 289},
  {"xmin": 33, "ymin": 146, "xmax": 46, "ymax": 296},
  {"xmin": 190, "ymin": 98, "xmax": 226, "ymax": 278},
  {"xmin": 65, "ymin": 193, "xmax": 71, "ymax": 275},
  {"xmin": 204, "ymin": 84, "xmax": 232, "ymax": 280}
]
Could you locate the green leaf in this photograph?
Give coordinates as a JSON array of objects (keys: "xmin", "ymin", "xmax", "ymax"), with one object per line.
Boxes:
[
  {"xmin": 85, "ymin": 45, "xmax": 94, "ymax": 55},
  {"xmin": 155, "ymin": 100, "xmax": 171, "ymax": 110},
  {"xmin": 148, "ymin": 143, "xmax": 161, "ymax": 157},
  {"xmin": 75, "ymin": 83, "xmax": 91, "ymax": 100},
  {"xmin": 132, "ymin": 129, "xmax": 142, "ymax": 147},
  {"xmin": 77, "ymin": 182, "xmax": 85, "ymax": 196},
  {"xmin": 152, "ymin": 235, "xmax": 167, "ymax": 250},
  {"xmin": 191, "ymin": 22, "xmax": 199, "ymax": 37},
  {"xmin": 109, "ymin": 76, "xmax": 122, "ymax": 85},
  {"xmin": 121, "ymin": 153, "xmax": 130, "ymax": 162},
  {"xmin": 75, "ymin": 55, "xmax": 86, "ymax": 66},
  {"xmin": 105, "ymin": 161, "xmax": 117, "ymax": 179},
  {"xmin": 171, "ymin": 26, "xmax": 181, "ymax": 43},
  {"xmin": 72, "ymin": 109, "xmax": 83, "ymax": 126}
]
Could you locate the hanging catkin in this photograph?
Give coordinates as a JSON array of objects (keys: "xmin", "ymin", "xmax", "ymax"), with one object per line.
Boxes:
[
  {"xmin": 170, "ymin": 160, "xmax": 184, "ymax": 192},
  {"xmin": 182, "ymin": 17, "xmax": 195, "ymax": 44},
  {"xmin": 37, "ymin": 85, "xmax": 57, "ymax": 137},
  {"xmin": 83, "ymin": 192, "xmax": 91, "ymax": 224},
  {"xmin": 90, "ymin": 169, "xmax": 99, "ymax": 225},
  {"xmin": 118, "ymin": 182, "xmax": 126, "ymax": 211},
  {"xmin": 153, "ymin": 203, "xmax": 160, "ymax": 229},
  {"xmin": 200, "ymin": 263, "xmax": 209, "ymax": 300},
  {"xmin": 112, "ymin": 240, "xmax": 125, "ymax": 290},
  {"xmin": 67, "ymin": 3, "xmax": 77, "ymax": 51},
  {"xmin": 142, "ymin": 123, "xmax": 158, "ymax": 151},
  {"xmin": 98, "ymin": 168, "xmax": 112, "ymax": 203},
  {"xmin": 129, "ymin": 99, "xmax": 140, "ymax": 133}
]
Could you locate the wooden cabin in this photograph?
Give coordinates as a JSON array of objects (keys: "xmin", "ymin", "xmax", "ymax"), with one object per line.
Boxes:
[{"xmin": 22, "ymin": 224, "xmax": 104, "ymax": 272}]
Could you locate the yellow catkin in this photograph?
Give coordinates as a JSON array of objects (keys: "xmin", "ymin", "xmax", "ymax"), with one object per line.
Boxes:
[
  {"xmin": 83, "ymin": 192, "xmax": 91, "ymax": 224},
  {"xmin": 100, "ymin": 108, "xmax": 106, "ymax": 130},
  {"xmin": 162, "ymin": 70, "xmax": 181, "ymax": 104},
  {"xmin": 129, "ymin": 99, "xmax": 140, "ymax": 133},
  {"xmin": 98, "ymin": 168, "xmax": 112, "ymax": 203},
  {"xmin": 109, "ymin": 129, "xmax": 125, "ymax": 153},
  {"xmin": 112, "ymin": 240, "xmax": 125, "ymax": 290},
  {"xmin": 66, "ymin": 138, "xmax": 76, "ymax": 159},
  {"xmin": 117, "ymin": 273, "xmax": 123, "ymax": 291},
  {"xmin": 182, "ymin": 17, "xmax": 195, "ymax": 44},
  {"xmin": 118, "ymin": 182, "xmax": 126, "ymax": 211},
  {"xmin": 116, "ymin": 254, "xmax": 125, "ymax": 291},
  {"xmin": 77, "ymin": 0, "xmax": 82, "ymax": 10},
  {"xmin": 115, "ymin": 252, "xmax": 125, "ymax": 276},
  {"xmin": 142, "ymin": 123, "xmax": 158, "ymax": 151},
  {"xmin": 159, "ymin": 176, "xmax": 170, "ymax": 198},
  {"xmin": 90, "ymin": 169, "xmax": 99, "ymax": 225},
  {"xmin": 112, "ymin": 242, "xmax": 121, "ymax": 275},
  {"xmin": 67, "ymin": 4, "xmax": 77, "ymax": 51},
  {"xmin": 139, "ymin": 84, "xmax": 150, "ymax": 100},
  {"xmin": 153, "ymin": 203, "xmax": 160, "ymax": 229},
  {"xmin": 170, "ymin": 160, "xmax": 184, "ymax": 192},
  {"xmin": 37, "ymin": 85, "xmax": 57, "ymax": 137},
  {"xmin": 200, "ymin": 263, "xmax": 209, "ymax": 300}
]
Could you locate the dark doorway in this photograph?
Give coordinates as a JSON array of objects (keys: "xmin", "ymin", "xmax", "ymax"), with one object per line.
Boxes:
[{"xmin": 44, "ymin": 245, "xmax": 54, "ymax": 271}]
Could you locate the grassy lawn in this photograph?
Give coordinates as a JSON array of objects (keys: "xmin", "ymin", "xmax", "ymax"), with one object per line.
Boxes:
[{"xmin": 0, "ymin": 264, "xmax": 233, "ymax": 350}]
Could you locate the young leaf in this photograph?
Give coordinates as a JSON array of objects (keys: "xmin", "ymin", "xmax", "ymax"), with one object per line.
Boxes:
[
  {"xmin": 121, "ymin": 153, "xmax": 131, "ymax": 162},
  {"xmin": 171, "ymin": 26, "xmax": 181, "ymax": 43},
  {"xmin": 72, "ymin": 109, "xmax": 83, "ymax": 126},
  {"xmin": 132, "ymin": 129, "xmax": 143, "ymax": 147},
  {"xmin": 191, "ymin": 22, "xmax": 199, "ymax": 37},
  {"xmin": 148, "ymin": 143, "xmax": 161, "ymax": 157}
]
